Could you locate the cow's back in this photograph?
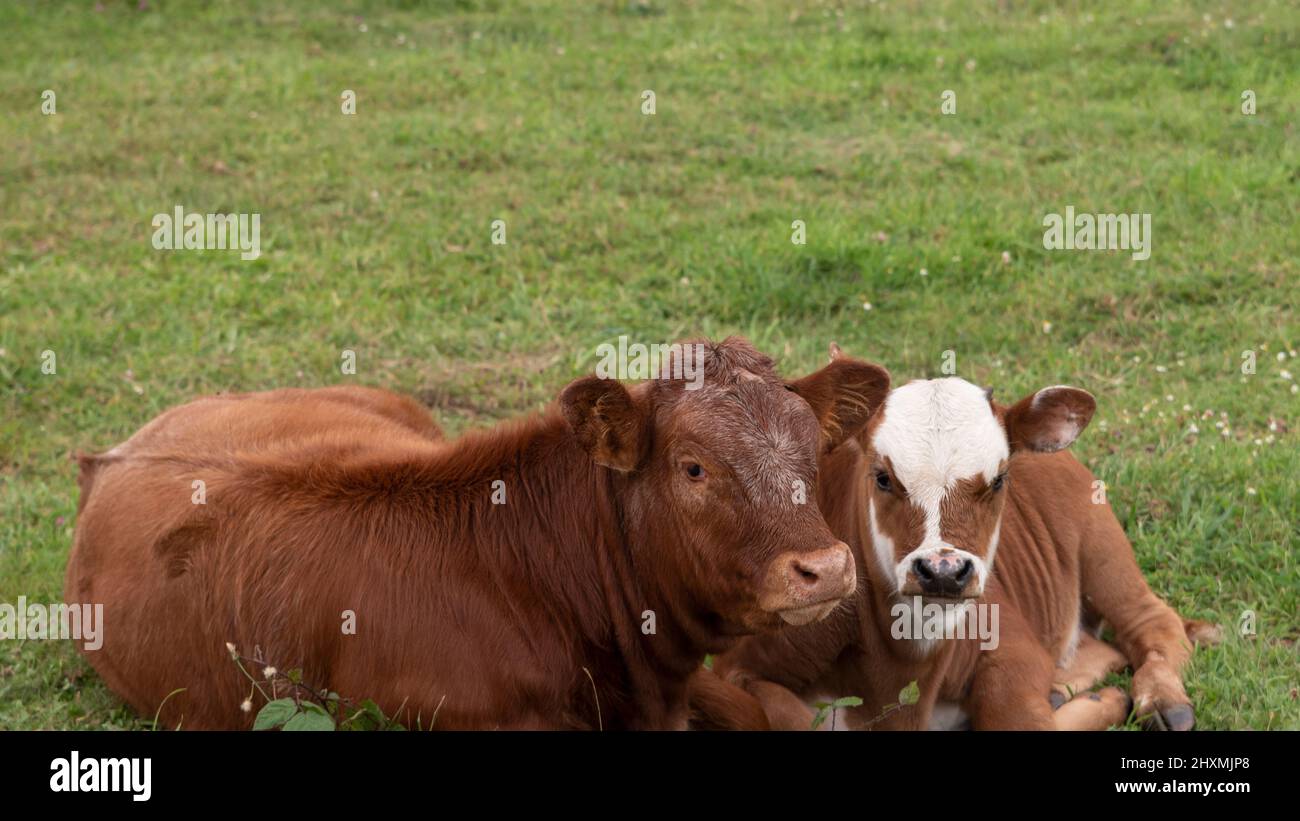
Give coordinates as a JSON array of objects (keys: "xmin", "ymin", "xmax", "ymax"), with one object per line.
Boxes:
[{"xmin": 64, "ymin": 387, "xmax": 514, "ymax": 729}]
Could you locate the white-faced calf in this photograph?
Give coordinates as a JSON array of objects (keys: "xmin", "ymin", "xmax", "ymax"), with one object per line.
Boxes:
[{"xmin": 707, "ymin": 347, "xmax": 1212, "ymax": 730}]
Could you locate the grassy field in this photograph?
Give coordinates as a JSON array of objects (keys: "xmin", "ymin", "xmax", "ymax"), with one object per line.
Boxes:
[{"xmin": 1, "ymin": 0, "xmax": 1296, "ymax": 730}]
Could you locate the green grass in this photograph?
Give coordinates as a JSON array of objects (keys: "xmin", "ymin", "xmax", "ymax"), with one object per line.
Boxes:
[{"xmin": 1, "ymin": 0, "xmax": 1296, "ymax": 730}]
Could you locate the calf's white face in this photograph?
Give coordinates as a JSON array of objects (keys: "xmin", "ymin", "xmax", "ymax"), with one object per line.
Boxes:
[{"xmin": 863, "ymin": 377, "xmax": 1096, "ymax": 602}]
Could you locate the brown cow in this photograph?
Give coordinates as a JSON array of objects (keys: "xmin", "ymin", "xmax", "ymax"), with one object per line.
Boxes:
[
  {"xmin": 65, "ymin": 338, "xmax": 889, "ymax": 729},
  {"xmin": 706, "ymin": 346, "xmax": 1212, "ymax": 730}
]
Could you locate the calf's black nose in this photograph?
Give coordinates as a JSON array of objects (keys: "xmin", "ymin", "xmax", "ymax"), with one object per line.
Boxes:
[{"xmin": 912, "ymin": 555, "xmax": 974, "ymax": 596}]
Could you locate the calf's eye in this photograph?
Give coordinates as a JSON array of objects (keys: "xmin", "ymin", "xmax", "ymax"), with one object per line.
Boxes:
[
  {"xmin": 685, "ymin": 463, "xmax": 705, "ymax": 480},
  {"xmin": 875, "ymin": 471, "xmax": 892, "ymax": 492},
  {"xmin": 991, "ymin": 472, "xmax": 1007, "ymax": 491}
]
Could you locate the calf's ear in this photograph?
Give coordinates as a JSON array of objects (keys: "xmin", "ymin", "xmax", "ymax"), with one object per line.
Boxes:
[
  {"xmin": 1002, "ymin": 386, "xmax": 1096, "ymax": 453},
  {"xmin": 560, "ymin": 376, "xmax": 648, "ymax": 471},
  {"xmin": 789, "ymin": 344, "xmax": 891, "ymax": 451}
]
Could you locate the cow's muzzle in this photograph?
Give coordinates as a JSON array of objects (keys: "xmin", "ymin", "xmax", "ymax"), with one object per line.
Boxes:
[{"xmin": 760, "ymin": 542, "xmax": 857, "ymax": 625}]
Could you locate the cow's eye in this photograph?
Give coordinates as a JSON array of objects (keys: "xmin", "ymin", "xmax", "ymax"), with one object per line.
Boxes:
[
  {"xmin": 991, "ymin": 472, "xmax": 1007, "ymax": 492},
  {"xmin": 685, "ymin": 463, "xmax": 706, "ymax": 480},
  {"xmin": 875, "ymin": 471, "xmax": 892, "ymax": 492}
]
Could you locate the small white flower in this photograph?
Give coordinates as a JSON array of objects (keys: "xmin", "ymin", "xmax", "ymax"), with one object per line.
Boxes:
[
  {"xmin": 862, "ymin": 302, "xmax": 873, "ymax": 311},
  {"xmin": 1042, "ymin": 321, "xmax": 1052, "ymax": 334},
  {"xmin": 1001, "ymin": 251, "xmax": 1011, "ymax": 264},
  {"xmin": 1291, "ymin": 384, "xmax": 1298, "ymax": 394},
  {"xmin": 1156, "ymin": 365, "xmax": 1167, "ymax": 373},
  {"xmin": 263, "ymin": 666, "xmax": 277, "ymax": 678},
  {"xmin": 1182, "ymin": 404, "xmax": 1192, "ymax": 411},
  {"xmin": 1278, "ymin": 352, "xmax": 1287, "ymax": 362},
  {"xmin": 1165, "ymin": 394, "xmax": 1174, "ymax": 402},
  {"xmin": 919, "ymin": 267, "xmax": 928, "ymax": 277},
  {"xmin": 226, "ymin": 642, "xmax": 238, "ymax": 659},
  {"xmin": 1187, "ymin": 423, "xmax": 1199, "ymax": 434},
  {"xmin": 241, "ymin": 699, "xmax": 253, "ymax": 713},
  {"xmin": 1280, "ymin": 370, "xmax": 1292, "ymax": 380},
  {"xmin": 1246, "ymin": 487, "xmax": 1256, "ymax": 495}
]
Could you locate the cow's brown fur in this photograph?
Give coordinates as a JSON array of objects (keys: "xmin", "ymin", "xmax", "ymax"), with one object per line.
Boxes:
[{"xmin": 66, "ymin": 342, "xmax": 889, "ymax": 730}]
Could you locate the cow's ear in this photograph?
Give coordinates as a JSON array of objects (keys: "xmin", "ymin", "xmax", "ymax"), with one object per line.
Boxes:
[
  {"xmin": 560, "ymin": 376, "xmax": 648, "ymax": 472},
  {"xmin": 789, "ymin": 345, "xmax": 891, "ymax": 451},
  {"xmin": 1002, "ymin": 386, "xmax": 1096, "ymax": 453}
]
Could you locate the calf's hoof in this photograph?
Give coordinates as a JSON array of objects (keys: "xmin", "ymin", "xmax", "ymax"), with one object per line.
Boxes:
[{"xmin": 1148, "ymin": 703, "xmax": 1196, "ymax": 732}]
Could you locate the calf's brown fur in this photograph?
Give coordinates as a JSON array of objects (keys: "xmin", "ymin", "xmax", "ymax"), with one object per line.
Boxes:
[{"xmin": 66, "ymin": 340, "xmax": 887, "ymax": 729}]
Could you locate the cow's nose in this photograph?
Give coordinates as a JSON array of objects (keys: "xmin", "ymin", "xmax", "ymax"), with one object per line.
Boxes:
[
  {"xmin": 912, "ymin": 553, "xmax": 975, "ymax": 597},
  {"xmin": 781, "ymin": 542, "xmax": 855, "ymax": 601}
]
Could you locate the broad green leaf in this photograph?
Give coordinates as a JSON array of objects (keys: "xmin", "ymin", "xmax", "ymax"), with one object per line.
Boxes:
[
  {"xmin": 898, "ymin": 681, "xmax": 921, "ymax": 706},
  {"xmin": 253, "ymin": 698, "xmax": 298, "ymax": 730},
  {"xmin": 282, "ymin": 710, "xmax": 335, "ymax": 731}
]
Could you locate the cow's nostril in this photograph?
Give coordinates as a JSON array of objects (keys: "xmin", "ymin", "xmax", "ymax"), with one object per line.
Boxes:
[
  {"xmin": 792, "ymin": 562, "xmax": 820, "ymax": 585},
  {"xmin": 912, "ymin": 557, "xmax": 933, "ymax": 581},
  {"xmin": 955, "ymin": 559, "xmax": 974, "ymax": 584}
]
